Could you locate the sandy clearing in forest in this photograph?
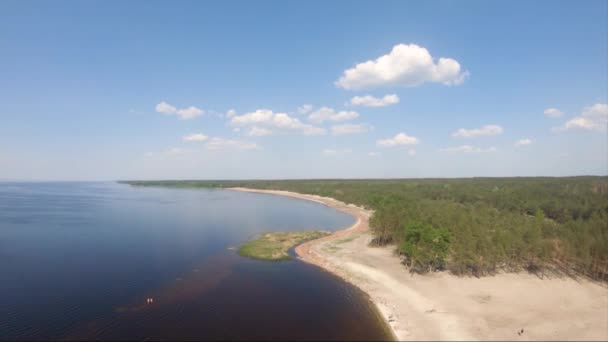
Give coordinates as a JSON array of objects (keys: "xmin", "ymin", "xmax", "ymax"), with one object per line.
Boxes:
[{"xmin": 228, "ymin": 187, "xmax": 608, "ymax": 341}]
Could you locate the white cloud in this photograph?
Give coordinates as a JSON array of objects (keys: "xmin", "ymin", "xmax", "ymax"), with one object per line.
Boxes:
[
  {"xmin": 514, "ymin": 138, "xmax": 532, "ymax": 147},
  {"xmin": 544, "ymin": 108, "xmax": 563, "ymax": 118},
  {"xmin": 368, "ymin": 152, "xmax": 379, "ymax": 157},
  {"xmin": 182, "ymin": 133, "xmax": 208, "ymax": 142},
  {"xmin": 246, "ymin": 126, "xmax": 273, "ymax": 137},
  {"xmin": 156, "ymin": 101, "xmax": 177, "ymax": 114},
  {"xmin": 308, "ymin": 107, "xmax": 359, "ymax": 124},
  {"xmin": 226, "ymin": 109, "xmax": 237, "ymax": 118},
  {"xmin": 408, "ymin": 149, "xmax": 416, "ymax": 156},
  {"xmin": 441, "ymin": 145, "xmax": 497, "ymax": 153},
  {"xmin": 330, "ymin": 123, "xmax": 371, "ymax": 136},
  {"xmin": 452, "ymin": 124, "xmax": 503, "ymax": 138},
  {"xmin": 230, "ymin": 109, "xmax": 326, "ymax": 135},
  {"xmin": 335, "ymin": 43, "xmax": 469, "ymax": 90},
  {"xmin": 350, "ymin": 94, "xmax": 399, "ymax": 107},
  {"xmin": 322, "ymin": 148, "xmax": 352, "ymax": 156},
  {"xmin": 297, "ymin": 104, "xmax": 313, "ymax": 114},
  {"xmin": 155, "ymin": 101, "xmax": 204, "ymax": 120},
  {"xmin": 175, "ymin": 106, "xmax": 203, "ymax": 120},
  {"xmin": 377, "ymin": 132, "xmax": 419, "ymax": 147},
  {"xmin": 205, "ymin": 137, "xmax": 259, "ymax": 150},
  {"xmin": 555, "ymin": 103, "xmax": 608, "ymax": 132}
]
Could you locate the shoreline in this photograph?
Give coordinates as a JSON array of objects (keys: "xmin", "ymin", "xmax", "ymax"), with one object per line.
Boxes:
[
  {"xmin": 228, "ymin": 187, "xmax": 608, "ymax": 341},
  {"xmin": 227, "ymin": 187, "xmax": 399, "ymax": 339}
]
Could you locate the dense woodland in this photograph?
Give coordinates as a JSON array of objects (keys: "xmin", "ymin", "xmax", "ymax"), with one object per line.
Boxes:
[{"xmin": 123, "ymin": 177, "xmax": 608, "ymax": 281}]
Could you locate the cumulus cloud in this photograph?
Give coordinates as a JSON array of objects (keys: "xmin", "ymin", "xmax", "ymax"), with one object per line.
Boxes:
[
  {"xmin": 544, "ymin": 108, "xmax": 563, "ymax": 118},
  {"xmin": 297, "ymin": 104, "xmax": 313, "ymax": 114},
  {"xmin": 156, "ymin": 101, "xmax": 177, "ymax": 114},
  {"xmin": 330, "ymin": 123, "xmax": 371, "ymax": 136},
  {"xmin": 514, "ymin": 138, "xmax": 532, "ymax": 147},
  {"xmin": 182, "ymin": 133, "xmax": 208, "ymax": 142},
  {"xmin": 230, "ymin": 109, "xmax": 326, "ymax": 135},
  {"xmin": 555, "ymin": 103, "xmax": 607, "ymax": 132},
  {"xmin": 155, "ymin": 101, "xmax": 204, "ymax": 120},
  {"xmin": 335, "ymin": 43, "xmax": 469, "ymax": 90},
  {"xmin": 350, "ymin": 94, "xmax": 399, "ymax": 107},
  {"xmin": 377, "ymin": 132, "xmax": 419, "ymax": 147},
  {"xmin": 322, "ymin": 148, "xmax": 352, "ymax": 156},
  {"xmin": 308, "ymin": 107, "xmax": 359, "ymax": 124},
  {"xmin": 205, "ymin": 137, "xmax": 258, "ymax": 150},
  {"xmin": 452, "ymin": 124, "xmax": 503, "ymax": 138},
  {"xmin": 441, "ymin": 145, "xmax": 497, "ymax": 153}
]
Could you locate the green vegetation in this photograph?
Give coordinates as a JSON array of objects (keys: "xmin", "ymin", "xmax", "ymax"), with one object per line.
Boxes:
[
  {"xmin": 122, "ymin": 177, "xmax": 608, "ymax": 280},
  {"xmin": 238, "ymin": 231, "xmax": 330, "ymax": 261}
]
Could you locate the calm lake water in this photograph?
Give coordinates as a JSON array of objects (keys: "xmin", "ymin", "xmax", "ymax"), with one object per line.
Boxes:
[{"xmin": 0, "ymin": 182, "xmax": 390, "ymax": 340}]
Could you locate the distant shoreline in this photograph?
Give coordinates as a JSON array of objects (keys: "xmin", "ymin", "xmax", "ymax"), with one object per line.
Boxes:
[{"xmin": 227, "ymin": 187, "xmax": 608, "ymax": 341}]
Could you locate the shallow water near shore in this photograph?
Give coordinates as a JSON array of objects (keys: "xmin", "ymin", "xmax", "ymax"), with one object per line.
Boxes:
[{"xmin": 0, "ymin": 182, "xmax": 391, "ymax": 340}]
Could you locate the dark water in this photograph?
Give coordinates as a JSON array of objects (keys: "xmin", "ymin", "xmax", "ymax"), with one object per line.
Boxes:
[{"xmin": 0, "ymin": 182, "xmax": 391, "ymax": 340}]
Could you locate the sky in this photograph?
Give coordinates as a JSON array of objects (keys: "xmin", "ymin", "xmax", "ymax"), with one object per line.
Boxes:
[{"xmin": 1, "ymin": 0, "xmax": 607, "ymax": 181}]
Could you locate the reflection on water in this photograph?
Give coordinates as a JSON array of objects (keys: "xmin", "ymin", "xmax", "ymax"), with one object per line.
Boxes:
[{"xmin": 0, "ymin": 182, "xmax": 390, "ymax": 340}]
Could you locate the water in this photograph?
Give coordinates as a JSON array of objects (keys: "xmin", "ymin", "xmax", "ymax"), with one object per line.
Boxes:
[{"xmin": 0, "ymin": 182, "xmax": 390, "ymax": 340}]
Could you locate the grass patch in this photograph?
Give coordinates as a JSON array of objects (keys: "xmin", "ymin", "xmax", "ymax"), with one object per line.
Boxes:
[{"xmin": 238, "ymin": 230, "xmax": 330, "ymax": 261}]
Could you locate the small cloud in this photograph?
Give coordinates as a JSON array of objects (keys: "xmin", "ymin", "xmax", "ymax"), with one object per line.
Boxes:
[
  {"xmin": 155, "ymin": 101, "xmax": 204, "ymax": 120},
  {"xmin": 308, "ymin": 107, "xmax": 359, "ymax": 124},
  {"xmin": 544, "ymin": 108, "xmax": 563, "ymax": 118},
  {"xmin": 246, "ymin": 126, "xmax": 273, "ymax": 137},
  {"xmin": 408, "ymin": 149, "xmax": 416, "ymax": 156},
  {"xmin": 297, "ymin": 104, "xmax": 313, "ymax": 114},
  {"xmin": 377, "ymin": 132, "xmax": 419, "ymax": 147},
  {"xmin": 155, "ymin": 101, "xmax": 177, "ymax": 114},
  {"xmin": 331, "ymin": 123, "xmax": 371, "ymax": 136},
  {"xmin": 368, "ymin": 152, "xmax": 379, "ymax": 157},
  {"xmin": 335, "ymin": 43, "xmax": 468, "ymax": 90},
  {"xmin": 176, "ymin": 106, "xmax": 203, "ymax": 120},
  {"xmin": 230, "ymin": 109, "xmax": 326, "ymax": 136},
  {"xmin": 514, "ymin": 138, "xmax": 532, "ymax": 147},
  {"xmin": 452, "ymin": 124, "xmax": 503, "ymax": 138},
  {"xmin": 182, "ymin": 133, "xmax": 208, "ymax": 142},
  {"xmin": 350, "ymin": 94, "xmax": 399, "ymax": 107},
  {"xmin": 440, "ymin": 145, "xmax": 496, "ymax": 153},
  {"xmin": 554, "ymin": 103, "xmax": 607, "ymax": 132}
]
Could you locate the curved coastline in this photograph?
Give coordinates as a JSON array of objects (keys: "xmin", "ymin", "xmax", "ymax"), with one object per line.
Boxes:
[
  {"xmin": 227, "ymin": 187, "xmax": 401, "ymax": 340},
  {"xmin": 228, "ymin": 187, "xmax": 608, "ymax": 341}
]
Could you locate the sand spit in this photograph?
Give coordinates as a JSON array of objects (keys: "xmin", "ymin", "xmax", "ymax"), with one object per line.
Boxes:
[{"xmin": 228, "ymin": 187, "xmax": 608, "ymax": 341}]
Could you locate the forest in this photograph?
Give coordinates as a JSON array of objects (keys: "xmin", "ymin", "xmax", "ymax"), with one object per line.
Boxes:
[{"xmin": 123, "ymin": 177, "xmax": 608, "ymax": 281}]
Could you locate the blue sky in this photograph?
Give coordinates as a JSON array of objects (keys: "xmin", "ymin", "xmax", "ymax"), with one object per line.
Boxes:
[{"xmin": 1, "ymin": 0, "xmax": 606, "ymax": 180}]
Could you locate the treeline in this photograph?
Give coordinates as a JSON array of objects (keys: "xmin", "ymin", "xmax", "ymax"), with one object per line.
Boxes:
[{"xmin": 122, "ymin": 177, "xmax": 608, "ymax": 281}]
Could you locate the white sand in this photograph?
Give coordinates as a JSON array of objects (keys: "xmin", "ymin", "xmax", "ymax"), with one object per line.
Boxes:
[{"xmin": 229, "ymin": 187, "xmax": 608, "ymax": 341}]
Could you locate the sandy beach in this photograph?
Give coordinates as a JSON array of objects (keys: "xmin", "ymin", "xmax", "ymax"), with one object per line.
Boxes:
[{"xmin": 229, "ymin": 187, "xmax": 608, "ymax": 341}]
